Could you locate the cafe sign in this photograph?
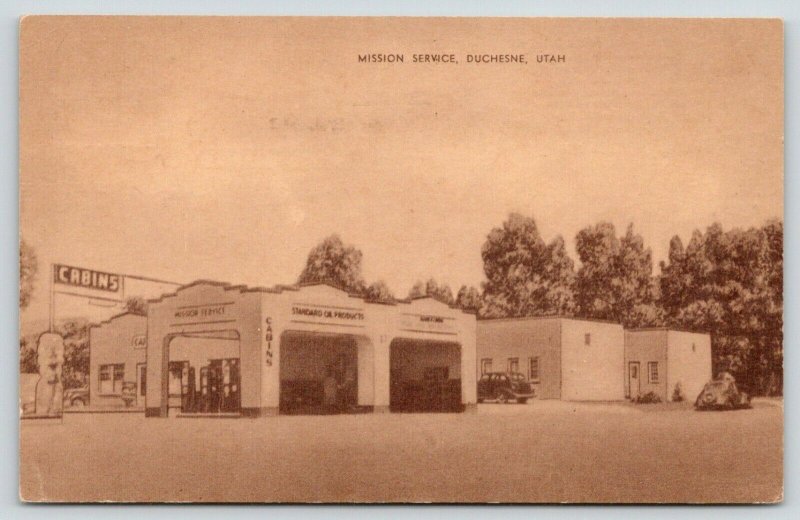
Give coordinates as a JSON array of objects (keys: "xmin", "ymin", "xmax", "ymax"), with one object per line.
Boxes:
[
  {"xmin": 399, "ymin": 313, "xmax": 457, "ymax": 335},
  {"xmin": 132, "ymin": 335, "xmax": 147, "ymax": 349}
]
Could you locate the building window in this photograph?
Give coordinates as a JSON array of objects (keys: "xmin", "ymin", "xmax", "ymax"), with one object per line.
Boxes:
[
  {"xmin": 98, "ymin": 363, "xmax": 125, "ymax": 395},
  {"xmin": 648, "ymin": 362, "xmax": 659, "ymax": 383},
  {"xmin": 692, "ymin": 343, "xmax": 696, "ymax": 353},
  {"xmin": 508, "ymin": 357, "xmax": 519, "ymax": 373},
  {"xmin": 584, "ymin": 333, "xmax": 591, "ymax": 346},
  {"xmin": 480, "ymin": 358, "xmax": 493, "ymax": 375},
  {"xmin": 529, "ymin": 357, "xmax": 540, "ymax": 382}
]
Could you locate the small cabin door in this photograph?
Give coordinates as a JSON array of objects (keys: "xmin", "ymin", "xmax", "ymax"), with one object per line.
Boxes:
[
  {"xmin": 136, "ymin": 363, "xmax": 147, "ymax": 407},
  {"xmin": 628, "ymin": 362, "xmax": 641, "ymax": 399}
]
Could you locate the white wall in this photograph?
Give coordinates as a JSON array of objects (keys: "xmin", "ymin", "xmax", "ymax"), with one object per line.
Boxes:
[
  {"xmin": 666, "ymin": 331, "xmax": 712, "ymax": 402},
  {"xmin": 560, "ymin": 319, "xmax": 625, "ymax": 401}
]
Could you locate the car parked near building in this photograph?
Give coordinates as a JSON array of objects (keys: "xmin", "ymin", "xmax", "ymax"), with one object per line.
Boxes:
[
  {"xmin": 695, "ymin": 373, "xmax": 751, "ymax": 411},
  {"xmin": 63, "ymin": 387, "xmax": 89, "ymax": 408},
  {"xmin": 477, "ymin": 372, "xmax": 535, "ymax": 403}
]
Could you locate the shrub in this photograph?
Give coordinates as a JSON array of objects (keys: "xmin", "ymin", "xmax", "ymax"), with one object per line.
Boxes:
[
  {"xmin": 672, "ymin": 383, "xmax": 685, "ymax": 402},
  {"xmin": 635, "ymin": 391, "xmax": 662, "ymax": 404}
]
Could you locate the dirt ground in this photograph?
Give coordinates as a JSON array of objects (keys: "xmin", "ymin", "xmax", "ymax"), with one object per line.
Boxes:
[{"xmin": 19, "ymin": 400, "xmax": 783, "ymax": 503}]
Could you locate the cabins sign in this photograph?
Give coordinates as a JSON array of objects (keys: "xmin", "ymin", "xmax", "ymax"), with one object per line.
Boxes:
[{"xmin": 53, "ymin": 264, "xmax": 122, "ymax": 293}]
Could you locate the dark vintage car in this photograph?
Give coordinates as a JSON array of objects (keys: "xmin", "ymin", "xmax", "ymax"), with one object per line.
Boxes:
[
  {"xmin": 63, "ymin": 386, "xmax": 89, "ymax": 408},
  {"xmin": 478, "ymin": 372, "xmax": 535, "ymax": 404},
  {"xmin": 695, "ymin": 373, "xmax": 751, "ymax": 411}
]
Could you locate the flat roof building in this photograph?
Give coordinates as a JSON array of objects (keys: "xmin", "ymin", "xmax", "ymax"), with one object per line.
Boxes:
[
  {"xmin": 624, "ymin": 328, "xmax": 712, "ymax": 402},
  {"xmin": 476, "ymin": 317, "xmax": 625, "ymax": 401},
  {"xmin": 88, "ymin": 312, "xmax": 148, "ymax": 408},
  {"xmin": 144, "ymin": 281, "xmax": 477, "ymax": 417}
]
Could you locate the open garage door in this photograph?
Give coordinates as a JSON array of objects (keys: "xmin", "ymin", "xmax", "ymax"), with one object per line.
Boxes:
[
  {"xmin": 166, "ymin": 330, "xmax": 241, "ymax": 415},
  {"xmin": 279, "ymin": 331, "xmax": 365, "ymax": 415},
  {"xmin": 390, "ymin": 339, "xmax": 462, "ymax": 413}
]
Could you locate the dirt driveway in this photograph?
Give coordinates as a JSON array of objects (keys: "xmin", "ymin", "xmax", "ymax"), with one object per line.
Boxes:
[{"xmin": 19, "ymin": 400, "xmax": 783, "ymax": 503}]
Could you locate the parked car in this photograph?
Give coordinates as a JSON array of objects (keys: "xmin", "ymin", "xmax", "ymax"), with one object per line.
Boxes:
[
  {"xmin": 63, "ymin": 387, "xmax": 89, "ymax": 408},
  {"xmin": 478, "ymin": 372, "xmax": 535, "ymax": 404},
  {"xmin": 695, "ymin": 373, "xmax": 751, "ymax": 410}
]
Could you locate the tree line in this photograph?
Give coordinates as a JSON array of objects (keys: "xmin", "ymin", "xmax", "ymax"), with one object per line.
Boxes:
[
  {"xmin": 20, "ymin": 213, "xmax": 783, "ymax": 396},
  {"xmin": 297, "ymin": 214, "xmax": 783, "ymax": 396}
]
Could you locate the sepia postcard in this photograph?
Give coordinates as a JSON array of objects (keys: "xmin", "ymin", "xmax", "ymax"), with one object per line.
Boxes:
[{"xmin": 18, "ymin": 16, "xmax": 783, "ymax": 503}]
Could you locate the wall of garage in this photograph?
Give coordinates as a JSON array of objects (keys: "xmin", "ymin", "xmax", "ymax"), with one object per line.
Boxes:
[
  {"xmin": 476, "ymin": 318, "xmax": 562, "ymax": 399},
  {"xmin": 560, "ymin": 319, "xmax": 625, "ymax": 401},
  {"xmin": 623, "ymin": 329, "xmax": 668, "ymax": 400},
  {"xmin": 666, "ymin": 330, "xmax": 712, "ymax": 403},
  {"xmin": 89, "ymin": 313, "xmax": 147, "ymax": 407}
]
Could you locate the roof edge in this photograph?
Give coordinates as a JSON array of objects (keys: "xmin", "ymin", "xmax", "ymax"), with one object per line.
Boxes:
[
  {"xmin": 477, "ymin": 315, "xmax": 621, "ymax": 326},
  {"xmin": 146, "ymin": 279, "xmax": 474, "ymax": 315}
]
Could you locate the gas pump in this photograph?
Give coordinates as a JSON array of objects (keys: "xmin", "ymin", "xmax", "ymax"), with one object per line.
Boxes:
[
  {"xmin": 180, "ymin": 364, "xmax": 190, "ymax": 412},
  {"xmin": 208, "ymin": 360, "xmax": 222, "ymax": 413},
  {"xmin": 199, "ymin": 366, "xmax": 209, "ymax": 413},
  {"xmin": 220, "ymin": 359, "xmax": 241, "ymax": 413}
]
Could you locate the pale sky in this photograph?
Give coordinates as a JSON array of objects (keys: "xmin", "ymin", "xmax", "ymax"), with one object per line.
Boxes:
[{"xmin": 20, "ymin": 17, "xmax": 783, "ymax": 327}]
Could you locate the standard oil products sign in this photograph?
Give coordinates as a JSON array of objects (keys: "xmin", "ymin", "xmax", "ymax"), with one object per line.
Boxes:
[{"xmin": 290, "ymin": 303, "xmax": 366, "ymax": 327}]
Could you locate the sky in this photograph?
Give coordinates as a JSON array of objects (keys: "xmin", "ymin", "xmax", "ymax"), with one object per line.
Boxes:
[{"xmin": 19, "ymin": 17, "xmax": 783, "ymax": 328}]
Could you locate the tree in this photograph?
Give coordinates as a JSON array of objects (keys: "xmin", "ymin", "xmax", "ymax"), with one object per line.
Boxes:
[
  {"xmin": 658, "ymin": 221, "xmax": 783, "ymax": 395},
  {"xmin": 364, "ymin": 280, "xmax": 395, "ymax": 303},
  {"xmin": 574, "ymin": 222, "xmax": 658, "ymax": 327},
  {"xmin": 20, "ymin": 239, "xmax": 37, "ymax": 310},
  {"xmin": 297, "ymin": 235, "xmax": 366, "ymax": 294},
  {"xmin": 20, "ymin": 337, "xmax": 38, "ymax": 373},
  {"xmin": 481, "ymin": 213, "xmax": 576, "ymax": 318},
  {"xmin": 124, "ymin": 296, "xmax": 148, "ymax": 316},
  {"xmin": 455, "ymin": 285, "xmax": 482, "ymax": 314},
  {"xmin": 56, "ymin": 319, "xmax": 90, "ymax": 390},
  {"xmin": 408, "ymin": 279, "xmax": 455, "ymax": 305}
]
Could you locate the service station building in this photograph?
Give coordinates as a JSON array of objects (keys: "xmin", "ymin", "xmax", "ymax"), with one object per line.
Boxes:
[
  {"xmin": 142, "ymin": 281, "xmax": 477, "ymax": 417},
  {"xmin": 624, "ymin": 328, "xmax": 712, "ymax": 402},
  {"xmin": 85, "ymin": 280, "xmax": 713, "ymax": 415},
  {"xmin": 476, "ymin": 317, "xmax": 626, "ymax": 401}
]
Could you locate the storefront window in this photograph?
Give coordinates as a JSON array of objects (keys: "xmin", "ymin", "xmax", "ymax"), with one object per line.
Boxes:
[
  {"xmin": 507, "ymin": 357, "xmax": 519, "ymax": 373},
  {"xmin": 648, "ymin": 362, "xmax": 659, "ymax": 383},
  {"xmin": 98, "ymin": 363, "xmax": 125, "ymax": 394},
  {"xmin": 529, "ymin": 357, "xmax": 540, "ymax": 382}
]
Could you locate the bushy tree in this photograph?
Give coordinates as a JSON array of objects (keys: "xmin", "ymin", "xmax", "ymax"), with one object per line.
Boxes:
[
  {"xmin": 297, "ymin": 235, "xmax": 366, "ymax": 294},
  {"xmin": 659, "ymin": 221, "xmax": 783, "ymax": 395},
  {"xmin": 56, "ymin": 319, "xmax": 90, "ymax": 390},
  {"xmin": 124, "ymin": 296, "xmax": 148, "ymax": 316},
  {"xmin": 20, "ymin": 337, "xmax": 38, "ymax": 373},
  {"xmin": 364, "ymin": 280, "xmax": 395, "ymax": 303},
  {"xmin": 574, "ymin": 223, "xmax": 659, "ymax": 327},
  {"xmin": 408, "ymin": 279, "xmax": 455, "ymax": 305},
  {"xmin": 20, "ymin": 239, "xmax": 37, "ymax": 310},
  {"xmin": 455, "ymin": 285, "xmax": 483, "ymax": 314},
  {"xmin": 481, "ymin": 213, "xmax": 576, "ymax": 318}
]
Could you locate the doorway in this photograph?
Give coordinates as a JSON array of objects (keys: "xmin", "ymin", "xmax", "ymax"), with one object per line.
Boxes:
[
  {"xmin": 628, "ymin": 362, "xmax": 641, "ymax": 400},
  {"xmin": 279, "ymin": 331, "xmax": 360, "ymax": 415},
  {"xmin": 164, "ymin": 331, "xmax": 241, "ymax": 415},
  {"xmin": 136, "ymin": 363, "xmax": 146, "ymax": 407},
  {"xmin": 389, "ymin": 338, "xmax": 462, "ymax": 413}
]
